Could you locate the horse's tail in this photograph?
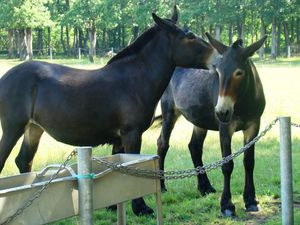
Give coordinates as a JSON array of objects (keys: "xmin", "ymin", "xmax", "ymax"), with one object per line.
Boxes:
[{"xmin": 150, "ymin": 114, "xmax": 163, "ymax": 129}]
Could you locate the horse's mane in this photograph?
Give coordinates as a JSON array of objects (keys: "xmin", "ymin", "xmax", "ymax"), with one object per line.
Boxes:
[{"xmin": 107, "ymin": 26, "xmax": 159, "ymax": 65}]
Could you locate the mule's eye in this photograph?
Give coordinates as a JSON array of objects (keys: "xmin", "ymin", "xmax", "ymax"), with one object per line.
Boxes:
[
  {"xmin": 186, "ymin": 32, "xmax": 196, "ymax": 39},
  {"xmin": 235, "ymin": 70, "xmax": 244, "ymax": 77}
]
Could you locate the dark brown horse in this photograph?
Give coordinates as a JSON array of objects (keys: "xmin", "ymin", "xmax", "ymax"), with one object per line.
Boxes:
[
  {"xmin": 157, "ymin": 33, "xmax": 267, "ymax": 216},
  {"xmin": 0, "ymin": 7, "xmax": 213, "ymax": 215}
]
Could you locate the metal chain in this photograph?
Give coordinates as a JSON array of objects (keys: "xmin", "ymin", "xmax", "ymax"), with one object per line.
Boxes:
[
  {"xmin": 94, "ymin": 117, "xmax": 279, "ymax": 180},
  {"xmin": 1, "ymin": 149, "xmax": 77, "ymax": 225},
  {"xmin": 291, "ymin": 122, "xmax": 300, "ymax": 128}
]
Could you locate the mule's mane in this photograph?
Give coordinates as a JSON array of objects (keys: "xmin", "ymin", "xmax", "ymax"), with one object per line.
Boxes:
[{"xmin": 107, "ymin": 26, "xmax": 159, "ymax": 65}]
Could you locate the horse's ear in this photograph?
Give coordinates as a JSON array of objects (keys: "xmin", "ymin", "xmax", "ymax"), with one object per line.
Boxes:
[
  {"xmin": 152, "ymin": 13, "xmax": 179, "ymax": 34},
  {"xmin": 205, "ymin": 32, "xmax": 228, "ymax": 55},
  {"xmin": 171, "ymin": 5, "xmax": 179, "ymax": 23},
  {"xmin": 243, "ymin": 35, "xmax": 267, "ymax": 58}
]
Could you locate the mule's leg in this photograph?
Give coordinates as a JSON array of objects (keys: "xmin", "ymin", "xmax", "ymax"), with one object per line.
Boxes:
[
  {"xmin": 188, "ymin": 126, "xmax": 216, "ymax": 195},
  {"xmin": 0, "ymin": 124, "xmax": 25, "ymax": 173},
  {"xmin": 112, "ymin": 138, "xmax": 125, "ymax": 155},
  {"xmin": 122, "ymin": 129, "xmax": 154, "ymax": 216},
  {"xmin": 15, "ymin": 123, "xmax": 44, "ymax": 173},
  {"xmin": 156, "ymin": 102, "xmax": 179, "ymax": 191},
  {"xmin": 243, "ymin": 120, "xmax": 260, "ymax": 212},
  {"xmin": 219, "ymin": 123, "xmax": 236, "ymax": 217}
]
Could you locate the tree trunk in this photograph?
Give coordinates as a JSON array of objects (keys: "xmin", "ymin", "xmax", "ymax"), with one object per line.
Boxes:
[
  {"xmin": 26, "ymin": 28, "xmax": 33, "ymax": 60},
  {"xmin": 66, "ymin": 25, "xmax": 70, "ymax": 55},
  {"xmin": 250, "ymin": 10, "xmax": 254, "ymax": 44},
  {"xmin": 8, "ymin": 29, "xmax": 14, "ymax": 59},
  {"xmin": 102, "ymin": 27, "xmax": 106, "ymax": 49},
  {"xmin": 297, "ymin": 17, "xmax": 299, "ymax": 44},
  {"xmin": 19, "ymin": 29, "xmax": 28, "ymax": 60},
  {"xmin": 89, "ymin": 23, "xmax": 97, "ymax": 63},
  {"xmin": 277, "ymin": 22, "xmax": 281, "ymax": 56},
  {"xmin": 228, "ymin": 23, "xmax": 233, "ymax": 45},
  {"xmin": 215, "ymin": 25, "xmax": 221, "ymax": 40},
  {"xmin": 122, "ymin": 25, "xmax": 125, "ymax": 48},
  {"xmin": 47, "ymin": 27, "xmax": 51, "ymax": 55},
  {"xmin": 79, "ymin": 28, "xmax": 84, "ymax": 49},
  {"xmin": 241, "ymin": 13, "xmax": 246, "ymax": 44},
  {"xmin": 73, "ymin": 27, "xmax": 78, "ymax": 56},
  {"xmin": 201, "ymin": 16, "xmax": 205, "ymax": 38},
  {"xmin": 259, "ymin": 17, "xmax": 266, "ymax": 60},
  {"xmin": 15, "ymin": 30, "xmax": 20, "ymax": 58},
  {"xmin": 60, "ymin": 25, "xmax": 66, "ymax": 54},
  {"xmin": 271, "ymin": 16, "xmax": 277, "ymax": 59},
  {"xmin": 83, "ymin": 29, "xmax": 89, "ymax": 57},
  {"xmin": 290, "ymin": 17, "xmax": 294, "ymax": 43},
  {"xmin": 37, "ymin": 28, "xmax": 43, "ymax": 55},
  {"xmin": 237, "ymin": 13, "xmax": 246, "ymax": 43},
  {"xmin": 283, "ymin": 21, "xmax": 291, "ymax": 57}
]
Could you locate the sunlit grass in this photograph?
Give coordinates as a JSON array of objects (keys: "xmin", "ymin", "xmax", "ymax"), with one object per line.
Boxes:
[{"xmin": 0, "ymin": 58, "xmax": 299, "ymax": 224}]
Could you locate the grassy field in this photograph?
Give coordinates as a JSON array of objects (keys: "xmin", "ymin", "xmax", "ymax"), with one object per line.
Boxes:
[{"xmin": 0, "ymin": 57, "xmax": 299, "ymax": 224}]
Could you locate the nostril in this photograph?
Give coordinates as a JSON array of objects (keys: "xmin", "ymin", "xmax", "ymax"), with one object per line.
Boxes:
[{"xmin": 225, "ymin": 110, "xmax": 229, "ymax": 117}]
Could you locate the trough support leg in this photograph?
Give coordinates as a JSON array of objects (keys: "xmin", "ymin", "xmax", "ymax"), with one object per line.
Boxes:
[
  {"xmin": 155, "ymin": 159, "xmax": 163, "ymax": 225},
  {"xmin": 117, "ymin": 202, "xmax": 126, "ymax": 225},
  {"xmin": 279, "ymin": 117, "xmax": 294, "ymax": 225},
  {"xmin": 77, "ymin": 147, "xmax": 93, "ymax": 225}
]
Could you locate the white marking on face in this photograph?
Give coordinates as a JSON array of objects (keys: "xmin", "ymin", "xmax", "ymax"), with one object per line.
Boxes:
[{"xmin": 215, "ymin": 96, "xmax": 234, "ymax": 114}]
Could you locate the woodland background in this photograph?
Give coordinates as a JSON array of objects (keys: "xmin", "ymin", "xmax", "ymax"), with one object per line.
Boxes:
[{"xmin": 0, "ymin": 0, "xmax": 299, "ymax": 62}]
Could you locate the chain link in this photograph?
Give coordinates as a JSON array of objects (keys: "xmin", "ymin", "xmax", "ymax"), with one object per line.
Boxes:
[
  {"xmin": 1, "ymin": 149, "xmax": 77, "ymax": 225},
  {"xmin": 291, "ymin": 122, "xmax": 300, "ymax": 128},
  {"xmin": 94, "ymin": 118, "xmax": 279, "ymax": 180}
]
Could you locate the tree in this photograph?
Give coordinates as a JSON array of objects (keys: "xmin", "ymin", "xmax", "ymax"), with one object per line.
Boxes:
[{"xmin": 0, "ymin": 0, "xmax": 52, "ymax": 60}]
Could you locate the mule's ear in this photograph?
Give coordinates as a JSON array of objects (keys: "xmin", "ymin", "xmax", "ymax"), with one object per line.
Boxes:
[
  {"xmin": 205, "ymin": 32, "xmax": 228, "ymax": 55},
  {"xmin": 243, "ymin": 35, "xmax": 267, "ymax": 58},
  {"xmin": 171, "ymin": 5, "xmax": 179, "ymax": 23},
  {"xmin": 232, "ymin": 39, "xmax": 243, "ymax": 48},
  {"xmin": 152, "ymin": 13, "xmax": 179, "ymax": 34}
]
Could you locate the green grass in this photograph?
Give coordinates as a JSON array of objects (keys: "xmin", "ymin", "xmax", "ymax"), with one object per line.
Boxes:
[{"xmin": 0, "ymin": 57, "xmax": 299, "ymax": 224}]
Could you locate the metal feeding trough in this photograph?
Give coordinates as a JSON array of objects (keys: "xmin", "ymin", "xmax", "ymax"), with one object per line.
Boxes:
[{"xmin": 0, "ymin": 154, "xmax": 162, "ymax": 225}]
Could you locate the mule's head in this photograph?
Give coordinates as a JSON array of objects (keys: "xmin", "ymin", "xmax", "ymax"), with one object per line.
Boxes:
[
  {"xmin": 206, "ymin": 33, "xmax": 267, "ymax": 123},
  {"xmin": 152, "ymin": 6, "xmax": 213, "ymax": 69}
]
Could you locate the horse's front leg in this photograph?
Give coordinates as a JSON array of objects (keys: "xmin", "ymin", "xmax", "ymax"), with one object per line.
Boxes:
[
  {"xmin": 243, "ymin": 120, "xmax": 260, "ymax": 212},
  {"xmin": 219, "ymin": 124, "xmax": 235, "ymax": 217},
  {"xmin": 122, "ymin": 129, "xmax": 154, "ymax": 216}
]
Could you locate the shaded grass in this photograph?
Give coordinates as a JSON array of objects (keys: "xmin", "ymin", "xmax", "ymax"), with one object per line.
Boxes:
[{"xmin": 0, "ymin": 58, "xmax": 299, "ymax": 224}]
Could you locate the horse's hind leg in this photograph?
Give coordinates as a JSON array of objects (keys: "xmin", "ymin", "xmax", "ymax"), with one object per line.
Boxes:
[
  {"xmin": 0, "ymin": 124, "xmax": 25, "ymax": 173},
  {"xmin": 188, "ymin": 126, "xmax": 216, "ymax": 195},
  {"xmin": 15, "ymin": 123, "xmax": 44, "ymax": 173}
]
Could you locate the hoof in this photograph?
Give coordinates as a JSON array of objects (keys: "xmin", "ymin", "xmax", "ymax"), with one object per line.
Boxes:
[
  {"xmin": 221, "ymin": 202, "xmax": 236, "ymax": 217},
  {"xmin": 221, "ymin": 209, "xmax": 236, "ymax": 217},
  {"xmin": 133, "ymin": 205, "xmax": 154, "ymax": 216},
  {"xmin": 245, "ymin": 204, "xmax": 259, "ymax": 212},
  {"xmin": 199, "ymin": 185, "xmax": 216, "ymax": 196},
  {"xmin": 161, "ymin": 186, "xmax": 167, "ymax": 193},
  {"xmin": 132, "ymin": 198, "xmax": 154, "ymax": 216}
]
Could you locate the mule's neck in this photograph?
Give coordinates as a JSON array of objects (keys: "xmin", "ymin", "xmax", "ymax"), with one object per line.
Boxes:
[{"xmin": 121, "ymin": 31, "xmax": 176, "ymax": 105}]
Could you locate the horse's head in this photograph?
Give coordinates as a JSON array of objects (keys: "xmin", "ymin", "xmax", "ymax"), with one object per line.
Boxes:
[
  {"xmin": 206, "ymin": 33, "xmax": 267, "ymax": 123},
  {"xmin": 152, "ymin": 6, "xmax": 213, "ymax": 69}
]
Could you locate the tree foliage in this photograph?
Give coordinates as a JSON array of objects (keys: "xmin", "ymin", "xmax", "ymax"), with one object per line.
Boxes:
[{"xmin": 0, "ymin": 0, "xmax": 299, "ymax": 59}]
